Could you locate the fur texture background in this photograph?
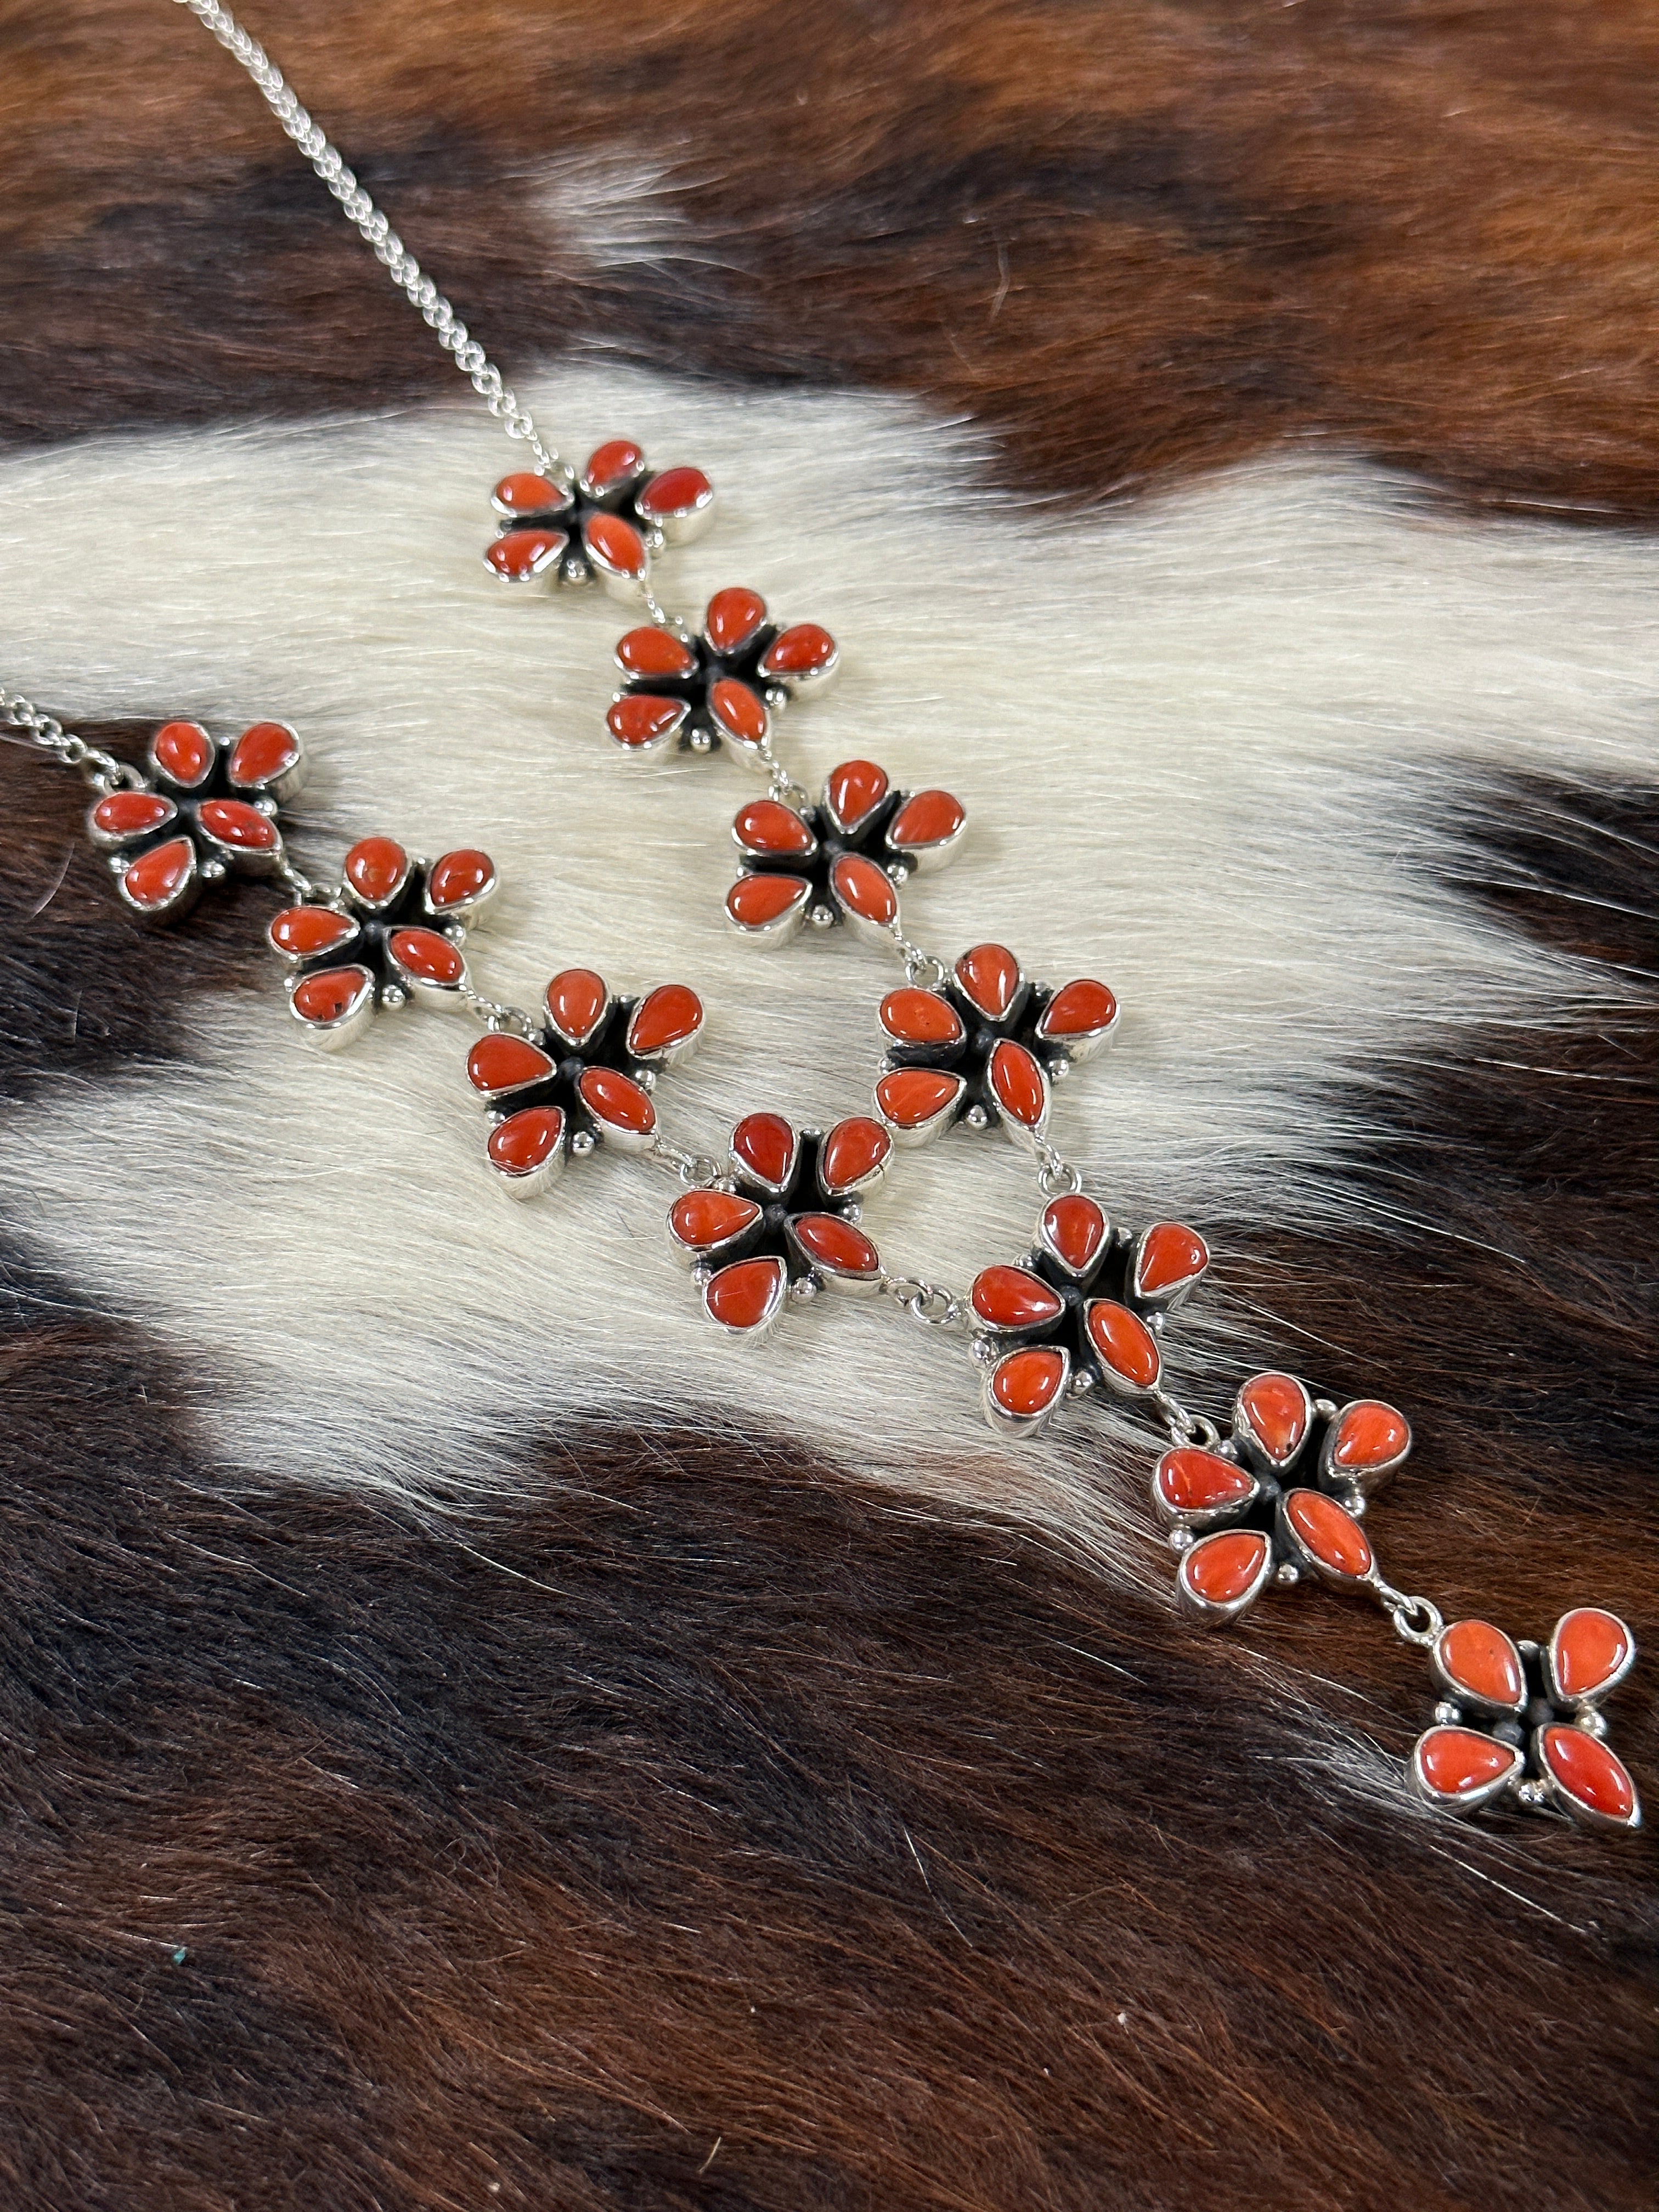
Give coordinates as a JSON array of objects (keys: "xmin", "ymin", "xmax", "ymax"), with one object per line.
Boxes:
[{"xmin": 1, "ymin": 3, "xmax": 1655, "ymax": 2207}]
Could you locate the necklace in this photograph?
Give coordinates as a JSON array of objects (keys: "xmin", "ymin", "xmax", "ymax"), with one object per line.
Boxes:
[{"xmin": 3, "ymin": 0, "xmax": 1640, "ymax": 1843}]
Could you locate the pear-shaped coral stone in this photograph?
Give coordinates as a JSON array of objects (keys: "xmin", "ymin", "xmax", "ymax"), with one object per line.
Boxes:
[
  {"xmin": 578, "ymin": 1067, "xmax": 656, "ymax": 1135},
  {"xmin": 706, "ymin": 1256, "xmax": 785, "ymax": 1332},
  {"xmin": 628, "ymin": 984, "xmax": 703, "ymax": 1059},
  {"xmin": 1284, "ymin": 1489, "xmax": 1373, "ymax": 1579},
  {"xmin": 269, "ymin": 906, "xmax": 357, "ymax": 960},
  {"xmin": 670, "ymin": 1189, "xmax": 762, "ymax": 1250},
  {"xmin": 583, "ymin": 512, "xmax": 648, "ymax": 579},
  {"xmin": 637, "ymin": 466, "xmax": 712, "ymax": 521},
  {"xmin": 582, "ymin": 439, "xmax": 645, "ymax": 496},
  {"xmin": 616, "ymin": 627, "xmax": 697, "ymax": 680},
  {"xmin": 732, "ymin": 1111, "xmax": 796, "ymax": 1189},
  {"xmin": 1238, "ymin": 1372, "xmax": 1310, "ymax": 1463},
  {"xmin": 1438, "ymin": 1620, "xmax": 1525, "ymax": 1709},
  {"xmin": 734, "ymin": 799, "xmax": 815, "ymax": 857},
  {"xmin": 487, "ymin": 528, "xmax": 567, "ymax": 580},
  {"xmin": 1182, "ymin": 1529, "xmax": 1269, "ymax": 1606},
  {"xmin": 198, "ymin": 798, "xmax": 279, "ymax": 851},
  {"xmin": 344, "ymin": 837, "xmax": 410, "ymax": 905},
  {"xmin": 971, "ymin": 1266, "xmax": 1063, "ymax": 1331},
  {"xmin": 727, "ymin": 874, "xmax": 810, "ymax": 928},
  {"xmin": 1135, "ymin": 1223, "xmax": 1209, "ymax": 1299},
  {"xmin": 1043, "ymin": 1194, "xmax": 1108, "ymax": 1274},
  {"xmin": 1331, "ymin": 1400, "xmax": 1410, "ymax": 1471},
  {"xmin": 292, "ymin": 966, "xmax": 373, "ymax": 1024},
  {"xmin": 388, "ymin": 928, "xmax": 464, "ymax": 985},
  {"xmin": 92, "ymin": 791, "xmax": 176, "ymax": 839},
  {"xmin": 819, "ymin": 1118, "xmax": 891, "ymax": 1195},
  {"xmin": 545, "ymin": 968, "xmax": 610, "ymax": 1047},
  {"xmin": 991, "ymin": 1346, "xmax": 1068, "ymax": 1418},
  {"xmin": 467, "ymin": 1033, "xmax": 555, "ymax": 1096},
  {"xmin": 825, "ymin": 760, "xmax": 890, "ymax": 836},
  {"xmin": 876, "ymin": 1068, "xmax": 964, "ymax": 1130},
  {"xmin": 152, "ymin": 720, "xmax": 213, "ymax": 785},
  {"xmin": 1538, "ymin": 1726, "xmax": 1636, "ymax": 1823},
  {"xmin": 427, "ymin": 849, "xmax": 495, "ymax": 911},
  {"xmin": 887, "ymin": 789, "xmax": 963, "ymax": 850},
  {"xmin": 1550, "ymin": 1609, "xmax": 1633, "ymax": 1703},
  {"xmin": 226, "ymin": 722, "xmax": 300, "ymax": 789},
  {"xmin": 792, "ymin": 1214, "xmax": 881, "ymax": 1279},
  {"xmin": 759, "ymin": 622, "xmax": 836, "ymax": 679},
  {"xmin": 607, "ymin": 694, "xmax": 688, "ymax": 749},
  {"xmin": 493, "ymin": 472, "xmax": 567, "ymax": 515},
  {"xmin": 121, "ymin": 837, "xmax": 196, "ymax": 910},
  {"xmin": 1086, "ymin": 1301, "xmax": 1160, "ymax": 1389},
  {"xmin": 989, "ymin": 1041, "xmax": 1047, "ymax": 1128},
  {"xmin": 1417, "ymin": 1727, "xmax": 1520, "ymax": 1802},
  {"xmin": 709, "ymin": 679, "xmax": 769, "ymax": 748},
  {"xmin": 832, "ymin": 854, "xmax": 898, "ymax": 927},
  {"xmin": 955, "ymin": 943, "xmax": 1021, "ymax": 1020},
  {"xmin": 1154, "ymin": 1448, "xmax": 1255, "ymax": 1516},
  {"xmin": 704, "ymin": 586, "xmax": 769, "ymax": 656},
  {"xmin": 488, "ymin": 1105, "xmax": 565, "ymax": 1174},
  {"xmin": 880, "ymin": 989, "xmax": 963, "ymax": 1047},
  {"xmin": 1039, "ymin": 978, "xmax": 1118, "ymax": 1040}
]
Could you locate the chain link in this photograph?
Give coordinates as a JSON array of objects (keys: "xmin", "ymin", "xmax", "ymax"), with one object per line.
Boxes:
[
  {"xmin": 649, "ymin": 1136, "xmax": 730, "ymax": 1187},
  {"xmin": 889, "ymin": 929, "xmax": 947, "ymax": 991},
  {"xmin": 173, "ymin": 0, "xmax": 561, "ymax": 479},
  {"xmin": 1034, "ymin": 1138, "xmax": 1084, "ymax": 1198},
  {"xmin": 882, "ymin": 1276, "xmax": 972, "ymax": 1332},
  {"xmin": 457, "ymin": 983, "xmax": 539, "ymax": 1036},
  {"xmin": 1374, "ymin": 1580, "xmax": 1445, "ymax": 1648},
  {"xmin": 0, "ymin": 687, "xmax": 144, "ymax": 793}
]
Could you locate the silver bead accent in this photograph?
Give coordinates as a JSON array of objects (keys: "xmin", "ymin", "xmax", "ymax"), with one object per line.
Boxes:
[
  {"xmin": 381, "ymin": 984, "xmax": 407, "ymax": 1009},
  {"xmin": 1577, "ymin": 1709, "xmax": 1610, "ymax": 1740},
  {"xmin": 1069, "ymin": 1368, "xmax": 1096, "ymax": 1397},
  {"xmin": 809, "ymin": 904, "xmax": 836, "ymax": 930},
  {"xmin": 1274, "ymin": 1562, "xmax": 1301, "ymax": 1587},
  {"xmin": 964, "ymin": 1105, "xmax": 990, "ymax": 1131},
  {"xmin": 689, "ymin": 730, "xmax": 715, "ymax": 753},
  {"xmin": 1432, "ymin": 1700, "xmax": 1462, "ymax": 1726},
  {"xmin": 1167, "ymin": 1527, "xmax": 1194, "ymax": 1553},
  {"xmin": 200, "ymin": 859, "xmax": 227, "ymax": 883},
  {"xmin": 840, "ymin": 1200, "xmax": 862, "ymax": 1223},
  {"xmin": 571, "ymin": 1129, "xmax": 596, "ymax": 1158},
  {"xmin": 1516, "ymin": 1780, "xmax": 1549, "ymax": 1808},
  {"xmin": 636, "ymin": 1068, "xmax": 658, "ymax": 1092},
  {"xmin": 790, "ymin": 1273, "xmax": 821, "ymax": 1302},
  {"xmin": 1047, "ymin": 1053, "xmax": 1072, "ymax": 1081}
]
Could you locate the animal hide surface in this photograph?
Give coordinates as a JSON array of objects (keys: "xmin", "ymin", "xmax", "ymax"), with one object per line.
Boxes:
[{"xmin": 0, "ymin": 3, "xmax": 1654, "ymax": 2207}]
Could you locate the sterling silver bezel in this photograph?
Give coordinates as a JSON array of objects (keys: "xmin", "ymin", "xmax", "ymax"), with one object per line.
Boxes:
[
  {"xmin": 1128, "ymin": 1222, "xmax": 1210, "ymax": 1312},
  {"xmin": 1543, "ymin": 1609, "xmax": 1638, "ymax": 1709},
  {"xmin": 1316, "ymin": 1400, "xmax": 1413, "ymax": 1498},
  {"xmin": 1036, "ymin": 1193, "xmax": 1111, "ymax": 1280},
  {"xmin": 816, "ymin": 1121, "xmax": 892, "ymax": 1204},
  {"xmin": 225, "ymin": 721, "xmax": 308, "ymax": 805},
  {"xmin": 1429, "ymin": 1622, "xmax": 1528, "ymax": 1717},
  {"xmin": 981, "ymin": 1342, "xmax": 1071, "ymax": 1440},
  {"xmin": 288, "ymin": 963, "xmax": 376, "ymax": 1052},
  {"xmin": 1274, "ymin": 1486, "xmax": 1376, "ymax": 1592},
  {"xmin": 1034, "ymin": 981, "xmax": 1120, "ymax": 1063},
  {"xmin": 885, "ymin": 792, "xmax": 967, "ymax": 875},
  {"xmin": 625, "ymin": 991, "xmax": 705, "ymax": 1068},
  {"xmin": 487, "ymin": 1109, "xmax": 568, "ymax": 1200},
  {"xmin": 1081, "ymin": 1297, "xmax": 1162, "ymax": 1397},
  {"xmin": 544, "ymin": 978, "xmax": 612, "ymax": 1053},
  {"xmin": 267, "ymin": 905, "xmax": 360, "ymax": 966},
  {"xmin": 1175, "ymin": 1527, "xmax": 1274, "ymax": 1626},
  {"xmin": 829, "ymin": 855, "xmax": 902, "ymax": 947},
  {"xmin": 193, "ymin": 804, "xmax": 286, "ymax": 878},
  {"xmin": 729, "ymin": 1120, "xmax": 798, "ymax": 1198},
  {"xmin": 115, "ymin": 839, "xmax": 201, "ymax": 925},
  {"xmin": 641, "ymin": 476, "xmax": 716, "ymax": 545},
  {"xmin": 485, "ymin": 526, "xmax": 571, "ymax": 584},
  {"xmin": 609, "ymin": 691, "xmax": 691, "ymax": 758},
  {"xmin": 384, "ymin": 933, "xmax": 470, "ymax": 1008},
  {"xmin": 666, "ymin": 1190, "xmax": 763, "ymax": 1269},
  {"xmin": 726, "ymin": 872, "xmax": 812, "ymax": 947},
  {"xmin": 1407, "ymin": 1727, "xmax": 1525, "ymax": 1816},
  {"xmin": 1232, "ymin": 1372, "xmax": 1315, "ymax": 1475},
  {"xmin": 988, "ymin": 1040, "xmax": 1051, "ymax": 1151},
  {"xmin": 1532, "ymin": 1724, "xmax": 1642, "ymax": 1835},
  {"xmin": 820, "ymin": 765, "xmax": 891, "ymax": 840},
  {"xmin": 785, "ymin": 1216, "xmax": 885, "ymax": 1296},
  {"xmin": 759, "ymin": 632, "xmax": 840, "ymax": 695},
  {"xmin": 876, "ymin": 1069, "xmax": 967, "ymax": 1148},
  {"xmin": 490, "ymin": 473, "xmax": 574, "ymax": 521},
  {"xmin": 425, "ymin": 859, "xmax": 500, "ymax": 929},
  {"xmin": 146, "ymin": 721, "xmax": 215, "ymax": 792},
  {"xmin": 702, "ymin": 1255, "xmax": 788, "ymax": 1344},
  {"xmin": 733, "ymin": 807, "xmax": 819, "ymax": 867},
  {"xmin": 708, "ymin": 679, "xmax": 772, "ymax": 764},
  {"xmin": 465, "ymin": 1039, "xmax": 557, "ymax": 1106},
  {"xmin": 86, "ymin": 793, "xmax": 179, "ymax": 851},
  {"xmin": 1150, "ymin": 1444, "xmax": 1261, "ymax": 1530},
  {"xmin": 577, "ymin": 1070, "xmax": 659, "ymax": 1155}
]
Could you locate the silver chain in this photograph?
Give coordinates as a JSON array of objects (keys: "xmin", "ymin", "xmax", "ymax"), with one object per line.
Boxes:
[
  {"xmin": 457, "ymin": 983, "xmax": 539, "ymax": 1037},
  {"xmin": 173, "ymin": 0, "xmax": 561, "ymax": 479},
  {"xmin": 1033, "ymin": 1138, "xmax": 1084, "ymax": 1199},
  {"xmin": 0, "ymin": 689, "xmax": 144, "ymax": 793},
  {"xmin": 649, "ymin": 1136, "xmax": 730, "ymax": 1187},
  {"xmin": 882, "ymin": 1276, "xmax": 972, "ymax": 1332}
]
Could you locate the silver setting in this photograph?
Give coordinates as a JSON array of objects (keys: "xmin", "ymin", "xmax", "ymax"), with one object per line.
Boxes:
[
  {"xmin": 489, "ymin": 1115, "xmax": 568, "ymax": 1202},
  {"xmin": 980, "ymin": 1343, "xmax": 1071, "ymax": 1441},
  {"xmin": 1149, "ymin": 1443, "xmax": 1259, "ymax": 1531},
  {"xmin": 1316, "ymin": 1399, "xmax": 1412, "ymax": 1499},
  {"xmin": 643, "ymin": 478, "xmax": 717, "ymax": 546},
  {"xmin": 610, "ymin": 692, "xmax": 691, "ymax": 759},
  {"xmin": 1543, "ymin": 1609, "xmax": 1637, "ymax": 1711},
  {"xmin": 86, "ymin": 793, "xmax": 179, "ymax": 851},
  {"xmin": 1274, "ymin": 1487, "xmax": 1375, "ymax": 1592},
  {"xmin": 1530, "ymin": 1725, "xmax": 1642, "ymax": 1836},
  {"xmin": 545, "ymin": 980, "xmax": 612, "ymax": 1053},
  {"xmin": 885, "ymin": 799, "xmax": 967, "ymax": 876},
  {"xmin": 1035, "ymin": 1194, "xmax": 1110, "ymax": 1278},
  {"xmin": 988, "ymin": 1041, "xmax": 1051, "ymax": 1153},
  {"xmin": 783, "ymin": 1217, "xmax": 884, "ymax": 1296},
  {"xmin": 877, "ymin": 1071, "xmax": 967, "ymax": 1148},
  {"xmin": 384, "ymin": 934, "xmax": 471, "ymax": 1009},
  {"xmin": 287, "ymin": 965, "xmax": 376, "ymax": 1053},
  {"xmin": 726, "ymin": 877, "xmax": 811, "ymax": 949},
  {"xmin": 1428, "ymin": 1621, "xmax": 1527, "ymax": 1717},
  {"xmin": 828, "ymin": 862, "xmax": 902, "ymax": 949},
  {"xmin": 425, "ymin": 861, "xmax": 500, "ymax": 929},
  {"xmin": 114, "ymin": 842, "xmax": 202, "ymax": 927},
  {"xmin": 666, "ymin": 1192, "xmax": 762, "ymax": 1269},
  {"xmin": 1230, "ymin": 1372, "xmax": 1314, "ymax": 1476},
  {"xmin": 1034, "ymin": 984, "xmax": 1119, "ymax": 1064},
  {"xmin": 1175, "ymin": 1531, "xmax": 1274, "ymax": 1626},
  {"xmin": 1127, "ymin": 1223, "xmax": 1210, "ymax": 1313},
  {"xmin": 703, "ymin": 1256, "xmax": 788, "ymax": 1345},
  {"xmin": 225, "ymin": 720, "xmax": 308, "ymax": 805},
  {"xmin": 1407, "ymin": 1729, "xmax": 1525, "ymax": 1816}
]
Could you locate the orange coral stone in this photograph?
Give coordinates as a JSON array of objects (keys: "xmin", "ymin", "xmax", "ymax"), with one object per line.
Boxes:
[
  {"xmin": 1182, "ymin": 1529, "xmax": 1269, "ymax": 1606},
  {"xmin": 92, "ymin": 791, "xmax": 174, "ymax": 838},
  {"xmin": 616, "ymin": 628, "xmax": 697, "ymax": 680},
  {"xmin": 1239, "ymin": 1372, "xmax": 1310, "ymax": 1462},
  {"xmin": 832, "ymin": 854, "xmax": 898, "ymax": 926},
  {"xmin": 1438, "ymin": 1620, "xmax": 1525, "ymax": 1709},
  {"xmin": 467, "ymin": 1033, "xmax": 555, "ymax": 1096},
  {"xmin": 269, "ymin": 906, "xmax": 356, "ymax": 959},
  {"xmin": 493, "ymin": 472, "xmax": 565, "ymax": 514},
  {"xmin": 486, "ymin": 527, "xmax": 567, "ymax": 580},
  {"xmin": 819, "ymin": 1118, "xmax": 890, "ymax": 1195},
  {"xmin": 226, "ymin": 722, "xmax": 300, "ymax": 789},
  {"xmin": 955, "ymin": 943, "xmax": 1020, "ymax": 1020},
  {"xmin": 427, "ymin": 849, "xmax": 494, "ymax": 911},
  {"xmin": 670, "ymin": 1188, "xmax": 762, "ymax": 1248},
  {"xmin": 1086, "ymin": 1301, "xmax": 1160, "ymax": 1390},
  {"xmin": 292, "ymin": 966, "xmax": 371, "ymax": 1024},
  {"xmin": 1155, "ymin": 1447, "xmax": 1255, "ymax": 1515},
  {"xmin": 1551, "ymin": 1609, "xmax": 1632, "ymax": 1701},
  {"xmin": 1538, "ymin": 1726, "xmax": 1635, "ymax": 1822},
  {"xmin": 583, "ymin": 512, "xmax": 648, "ymax": 578},
  {"xmin": 825, "ymin": 760, "xmax": 889, "ymax": 834},
  {"xmin": 121, "ymin": 837, "xmax": 195, "ymax": 909},
  {"xmin": 759, "ymin": 622, "xmax": 836, "ymax": 679},
  {"xmin": 1042, "ymin": 1194, "xmax": 1108, "ymax": 1274},
  {"xmin": 887, "ymin": 789, "xmax": 963, "ymax": 850},
  {"xmin": 545, "ymin": 968, "xmax": 610, "ymax": 1047},
  {"xmin": 582, "ymin": 439, "xmax": 645, "ymax": 495},
  {"xmin": 705, "ymin": 586, "xmax": 769, "ymax": 655},
  {"xmin": 1040, "ymin": 978, "xmax": 1118, "ymax": 1039},
  {"xmin": 732, "ymin": 1111, "xmax": 796, "ymax": 1188},
  {"xmin": 152, "ymin": 721, "xmax": 213, "ymax": 785},
  {"xmin": 971, "ymin": 1266, "xmax": 1063, "ymax": 1331},
  {"xmin": 628, "ymin": 984, "xmax": 702, "ymax": 1058},
  {"xmin": 637, "ymin": 465, "xmax": 712, "ymax": 520},
  {"xmin": 1331, "ymin": 1400, "xmax": 1410, "ymax": 1471},
  {"xmin": 879, "ymin": 989, "xmax": 963, "ymax": 1047},
  {"xmin": 706, "ymin": 1256, "xmax": 785, "ymax": 1331},
  {"xmin": 344, "ymin": 837, "xmax": 410, "ymax": 905},
  {"xmin": 1417, "ymin": 1726, "xmax": 1519, "ymax": 1801},
  {"xmin": 1284, "ymin": 1489, "xmax": 1373, "ymax": 1579},
  {"xmin": 488, "ymin": 1106, "xmax": 565, "ymax": 1174},
  {"xmin": 792, "ymin": 1213, "xmax": 881, "ymax": 1278},
  {"xmin": 727, "ymin": 874, "xmax": 810, "ymax": 928},
  {"xmin": 990, "ymin": 1346, "xmax": 1068, "ymax": 1418},
  {"xmin": 876, "ymin": 1068, "xmax": 963, "ymax": 1129},
  {"xmin": 734, "ymin": 799, "xmax": 815, "ymax": 857},
  {"xmin": 579, "ymin": 1066, "xmax": 655, "ymax": 1135},
  {"xmin": 1135, "ymin": 1223, "xmax": 1209, "ymax": 1299},
  {"xmin": 388, "ymin": 928, "xmax": 463, "ymax": 985},
  {"xmin": 607, "ymin": 695, "xmax": 687, "ymax": 749},
  {"xmin": 709, "ymin": 678, "xmax": 769, "ymax": 748},
  {"xmin": 198, "ymin": 798, "xmax": 279, "ymax": 851},
  {"xmin": 989, "ymin": 1041, "xmax": 1047, "ymax": 1128}
]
